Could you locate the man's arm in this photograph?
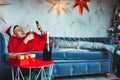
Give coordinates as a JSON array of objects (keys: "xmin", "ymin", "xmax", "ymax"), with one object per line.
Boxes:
[{"xmin": 8, "ymin": 37, "xmax": 27, "ymax": 52}]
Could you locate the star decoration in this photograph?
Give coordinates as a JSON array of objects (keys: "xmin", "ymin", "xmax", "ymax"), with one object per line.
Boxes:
[
  {"xmin": 73, "ymin": 0, "xmax": 90, "ymax": 14},
  {"xmin": 46, "ymin": 0, "xmax": 71, "ymax": 16},
  {"xmin": 0, "ymin": 0, "xmax": 10, "ymax": 23}
]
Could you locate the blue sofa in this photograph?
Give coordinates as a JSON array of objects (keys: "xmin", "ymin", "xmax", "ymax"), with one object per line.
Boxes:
[{"xmin": 0, "ymin": 32, "xmax": 116, "ymax": 80}]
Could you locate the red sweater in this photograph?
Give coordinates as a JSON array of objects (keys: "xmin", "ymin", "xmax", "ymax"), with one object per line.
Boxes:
[{"xmin": 8, "ymin": 32, "xmax": 47, "ymax": 52}]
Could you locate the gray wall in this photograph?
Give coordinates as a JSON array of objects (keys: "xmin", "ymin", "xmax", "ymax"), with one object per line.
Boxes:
[{"xmin": 0, "ymin": 0, "xmax": 119, "ymax": 37}]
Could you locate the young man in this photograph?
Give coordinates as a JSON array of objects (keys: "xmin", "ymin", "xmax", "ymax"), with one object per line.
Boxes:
[
  {"xmin": 7, "ymin": 24, "xmax": 47, "ymax": 52},
  {"xmin": 6, "ymin": 24, "xmax": 120, "ymax": 55}
]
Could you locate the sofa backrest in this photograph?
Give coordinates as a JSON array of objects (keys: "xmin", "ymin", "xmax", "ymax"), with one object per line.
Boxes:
[{"xmin": 50, "ymin": 37, "xmax": 116, "ymax": 45}]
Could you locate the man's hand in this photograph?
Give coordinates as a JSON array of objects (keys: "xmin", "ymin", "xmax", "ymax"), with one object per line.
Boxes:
[
  {"xmin": 24, "ymin": 33, "xmax": 34, "ymax": 44},
  {"xmin": 37, "ymin": 24, "xmax": 42, "ymax": 30},
  {"xmin": 37, "ymin": 24, "xmax": 45, "ymax": 34}
]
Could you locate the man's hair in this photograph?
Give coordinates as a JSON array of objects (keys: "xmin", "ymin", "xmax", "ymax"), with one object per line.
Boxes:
[
  {"xmin": 13, "ymin": 25, "xmax": 19, "ymax": 30},
  {"xmin": 13, "ymin": 25, "xmax": 19, "ymax": 34}
]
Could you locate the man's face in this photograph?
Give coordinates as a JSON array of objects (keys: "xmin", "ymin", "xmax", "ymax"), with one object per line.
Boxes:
[{"xmin": 14, "ymin": 26, "xmax": 26, "ymax": 38}]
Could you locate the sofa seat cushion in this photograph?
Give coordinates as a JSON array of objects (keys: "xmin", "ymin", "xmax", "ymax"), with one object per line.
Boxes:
[{"xmin": 52, "ymin": 51, "xmax": 110, "ymax": 60}]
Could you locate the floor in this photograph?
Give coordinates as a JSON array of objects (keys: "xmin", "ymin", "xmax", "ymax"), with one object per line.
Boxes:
[{"xmin": 54, "ymin": 72, "xmax": 120, "ymax": 80}]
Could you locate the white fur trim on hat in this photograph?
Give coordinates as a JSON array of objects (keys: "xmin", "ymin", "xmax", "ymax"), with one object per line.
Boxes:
[{"xmin": 10, "ymin": 25, "xmax": 15, "ymax": 36}]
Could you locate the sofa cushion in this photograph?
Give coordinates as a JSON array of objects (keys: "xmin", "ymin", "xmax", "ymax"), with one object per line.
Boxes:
[
  {"xmin": 65, "ymin": 51, "xmax": 110, "ymax": 60},
  {"xmin": 51, "ymin": 51, "xmax": 110, "ymax": 60}
]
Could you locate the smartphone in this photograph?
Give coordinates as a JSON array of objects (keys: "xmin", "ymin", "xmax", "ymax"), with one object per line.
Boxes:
[
  {"xmin": 36, "ymin": 21, "xmax": 39, "ymax": 25},
  {"xmin": 36, "ymin": 21, "xmax": 41, "ymax": 30}
]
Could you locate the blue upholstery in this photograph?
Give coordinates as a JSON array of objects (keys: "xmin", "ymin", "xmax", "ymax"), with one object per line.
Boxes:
[
  {"xmin": 0, "ymin": 33, "xmax": 11, "ymax": 80},
  {"xmin": 0, "ymin": 32, "xmax": 116, "ymax": 79},
  {"xmin": 49, "ymin": 37, "xmax": 115, "ymax": 76},
  {"xmin": 50, "ymin": 37, "xmax": 115, "ymax": 45}
]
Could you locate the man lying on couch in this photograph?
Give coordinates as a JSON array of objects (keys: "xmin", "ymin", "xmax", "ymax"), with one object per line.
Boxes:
[
  {"xmin": 6, "ymin": 24, "xmax": 47, "ymax": 52},
  {"xmin": 6, "ymin": 24, "xmax": 120, "ymax": 56}
]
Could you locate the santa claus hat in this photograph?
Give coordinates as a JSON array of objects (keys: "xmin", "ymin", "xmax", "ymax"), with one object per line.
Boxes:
[{"xmin": 5, "ymin": 25, "xmax": 15, "ymax": 36}]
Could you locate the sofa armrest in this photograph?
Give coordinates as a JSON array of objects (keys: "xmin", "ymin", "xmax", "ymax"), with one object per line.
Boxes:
[{"xmin": 0, "ymin": 32, "xmax": 9, "ymax": 63}]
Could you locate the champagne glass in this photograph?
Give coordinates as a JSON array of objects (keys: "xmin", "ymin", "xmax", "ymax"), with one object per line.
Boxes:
[{"xmin": 29, "ymin": 28, "xmax": 33, "ymax": 34}]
